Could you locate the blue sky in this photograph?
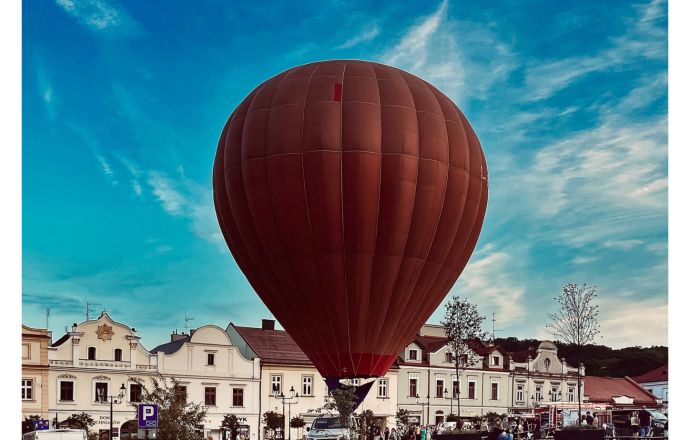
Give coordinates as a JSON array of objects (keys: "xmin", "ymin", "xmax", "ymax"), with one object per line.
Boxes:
[{"xmin": 22, "ymin": 0, "xmax": 668, "ymax": 350}]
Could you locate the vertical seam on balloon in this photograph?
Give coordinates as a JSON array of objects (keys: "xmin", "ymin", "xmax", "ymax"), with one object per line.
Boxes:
[
  {"xmin": 257, "ymin": 71, "xmax": 323, "ymax": 360},
  {"xmin": 360, "ymin": 63, "xmax": 383, "ymax": 377},
  {"xmin": 370, "ymin": 69, "xmax": 421, "ymax": 374},
  {"xmin": 300, "ymin": 63, "xmax": 342, "ymax": 377},
  {"xmin": 339, "ymin": 60, "xmax": 357, "ymax": 378},
  {"xmin": 394, "ymin": 87, "xmax": 455, "ymax": 344}
]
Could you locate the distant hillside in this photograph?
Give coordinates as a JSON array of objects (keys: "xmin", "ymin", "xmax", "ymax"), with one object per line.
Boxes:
[{"xmin": 494, "ymin": 337, "xmax": 668, "ymax": 378}]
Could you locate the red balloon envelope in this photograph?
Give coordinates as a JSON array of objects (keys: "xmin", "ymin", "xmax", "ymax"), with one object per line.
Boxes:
[{"xmin": 213, "ymin": 60, "xmax": 488, "ymax": 381}]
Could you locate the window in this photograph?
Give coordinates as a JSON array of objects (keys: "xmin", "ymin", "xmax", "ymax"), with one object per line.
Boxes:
[
  {"xmin": 130, "ymin": 383, "xmax": 142, "ymax": 403},
  {"xmin": 88, "ymin": 347, "xmax": 96, "ymax": 360},
  {"xmin": 205, "ymin": 387, "xmax": 216, "ymax": 406},
  {"xmin": 94, "ymin": 382, "xmax": 108, "ymax": 403},
  {"xmin": 207, "ymin": 353, "xmax": 215, "ymax": 366},
  {"xmin": 21, "ymin": 379, "xmax": 33, "ymax": 400},
  {"xmin": 544, "ymin": 358, "xmax": 551, "ymax": 369},
  {"xmin": 22, "ymin": 343, "xmax": 30, "ymax": 359},
  {"xmin": 436, "ymin": 379, "xmax": 444, "ymax": 398},
  {"xmin": 233, "ymin": 388, "xmax": 244, "ymax": 406},
  {"xmin": 491, "ymin": 382, "xmax": 499, "ymax": 400},
  {"xmin": 409, "ymin": 349, "xmax": 418, "ymax": 361},
  {"xmin": 409, "ymin": 375, "xmax": 419, "ymax": 397},
  {"xmin": 60, "ymin": 381, "xmax": 74, "ymax": 401},
  {"xmin": 468, "ymin": 381, "xmax": 476, "ymax": 399},
  {"xmin": 492, "ymin": 355, "xmax": 500, "ymax": 366},
  {"xmin": 175, "ymin": 385, "xmax": 187, "ymax": 404},
  {"xmin": 517, "ymin": 384, "xmax": 525, "ymax": 402},
  {"xmin": 535, "ymin": 385, "xmax": 543, "ymax": 402},
  {"xmin": 445, "ymin": 352, "xmax": 453, "ymax": 363},
  {"xmin": 551, "ymin": 386, "xmax": 559, "ymax": 401},
  {"xmin": 452, "ymin": 379, "xmax": 460, "ymax": 398},
  {"xmin": 352, "ymin": 378, "xmax": 360, "ymax": 386},
  {"xmin": 114, "ymin": 349, "xmax": 122, "ymax": 362},
  {"xmin": 568, "ymin": 387, "xmax": 575, "ymax": 402},
  {"xmin": 302, "ymin": 375, "xmax": 313, "ymax": 396},
  {"xmin": 271, "ymin": 375, "xmax": 282, "ymax": 394},
  {"xmin": 378, "ymin": 379, "xmax": 388, "ymax": 398}
]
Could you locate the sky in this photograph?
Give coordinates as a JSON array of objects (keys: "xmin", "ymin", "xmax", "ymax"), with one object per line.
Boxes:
[{"xmin": 22, "ymin": 0, "xmax": 668, "ymax": 350}]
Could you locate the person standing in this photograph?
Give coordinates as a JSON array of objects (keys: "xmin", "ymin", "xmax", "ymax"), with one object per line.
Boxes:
[
  {"xmin": 631, "ymin": 411, "xmax": 640, "ymax": 438},
  {"xmin": 638, "ymin": 407, "xmax": 652, "ymax": 438},
  {"xmin": 585, "ymin": 412, "xmax": 594, "ymax": 426}
]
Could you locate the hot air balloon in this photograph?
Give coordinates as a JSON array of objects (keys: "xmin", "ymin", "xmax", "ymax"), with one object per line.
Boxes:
[{"xmin": 213, "ymin": 60, "xmax": 488, "ymax": 401}]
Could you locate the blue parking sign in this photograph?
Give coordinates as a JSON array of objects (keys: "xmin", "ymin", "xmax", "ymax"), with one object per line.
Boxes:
[{"xmin": 138, "ymin": 403, "xmax": 159, "ymax": 428}]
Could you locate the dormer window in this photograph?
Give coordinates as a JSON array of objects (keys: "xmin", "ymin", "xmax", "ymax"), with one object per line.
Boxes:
[
  {"xmin": 409, "ymin": 349, "xmax": 419, "ymax": 361},
  {"xmin": 492, "ymin": 355, "xmax": 500, "ymax": 366},
  {"xmin": 445, "ymin": 352, "xmax": 453, "ymax": 363}
]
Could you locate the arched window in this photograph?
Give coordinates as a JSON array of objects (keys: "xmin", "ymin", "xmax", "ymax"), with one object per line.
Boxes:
[
  {"xmin": 114, "ymin": 348, "xmax": 122, "ymax": 361},
  {"xmin": 544, "ymin": 358, "xmax": 551, "ymax": 369},
  {"xmin": 87, "ymin": 347, "xmax": 96, "ymax": 360}
]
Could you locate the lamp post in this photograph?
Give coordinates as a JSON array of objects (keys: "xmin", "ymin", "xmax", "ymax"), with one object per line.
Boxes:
[
  {"xmin": 273, "ymin": 386, "xmax": 299, "ymax": 440},
  {"xmin": 444, "ymin": 388, "xmax": 452, "ymax": 420},
  {"xmin": 415, "ymin": 394, "xmax": 430, "ymax": 426},
  {"xmin": 107, "ymin": 383, "xmax": 126, "ymax": 440}
]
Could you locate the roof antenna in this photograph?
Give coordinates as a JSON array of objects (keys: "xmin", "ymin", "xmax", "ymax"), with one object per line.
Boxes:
[
  {"xmin": 46, "ymin": 308, "xmax": 51, "ymax": 330},
  {"xmin": 491, "ymin": 312, "xmax": 503, "ymax": 343},
  {"xmin": 184, "ymin": 313, "xmax": 194, "ymax": 331},
  {"xmin": 86, "ymin": 302, "xmax": 102, "ymax": 321}
]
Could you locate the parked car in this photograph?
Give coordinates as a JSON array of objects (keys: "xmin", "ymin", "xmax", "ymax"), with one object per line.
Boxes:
[
  {"xmin": 306, "ymin": 417, "xmax": 358, "ymax": 440},
  {"xmin": 22, "ymin": 429, "xmax": 87, "ymax": 440}
]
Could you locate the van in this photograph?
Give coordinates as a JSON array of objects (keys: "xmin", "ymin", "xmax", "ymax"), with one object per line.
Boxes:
[{"xmin": 22, "ymin": 429, "xmax": 88, "ymax": 440}]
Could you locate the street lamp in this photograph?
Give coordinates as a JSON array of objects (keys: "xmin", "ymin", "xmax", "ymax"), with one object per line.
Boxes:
[
  {"xmin": 273, "ymin": 386, "xmax": 299, "ymax": 440},
  {"xmin": 444, "ymin": 388, "xmax": 452, "ymax": 419},
  {"xmin": 415, "ymin": 394, "xmax": 430, "ymax": 426},
  {"xmin": 107, "ymin": 383, "xmax": 126, "ymax": 440}
]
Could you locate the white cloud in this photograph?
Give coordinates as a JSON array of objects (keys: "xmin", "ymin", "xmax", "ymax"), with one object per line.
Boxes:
[
  {"xmin": 147, "ymin": 171, "xmax": 185, "ymax": 215},
  {"xmin": 523, "ymin": 0, "xmax": 666, "ymax": 101},
  {"xmin": 55, "ymin": 0, "xmax": 141, "ymax": 34},
  {"xmin": 337, "ymin": 24, "xmax": 380, "ymax": 49},
  {"xmin": 597, "ymin": 296, "xmax": 668, "ymax": 348},
  {"xmin": 94, "ymin": 153, "xmax": 117, "ymax": 186},
  {"xmin": 380, "ymin": 0, "xmax": 516, "ymax": 106},
  {"xmin": 449, "ymin": 244, "xmax": 527, "ymax": 325}
]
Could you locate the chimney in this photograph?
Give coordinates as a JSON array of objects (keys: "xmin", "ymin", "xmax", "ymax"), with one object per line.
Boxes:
[
  {"xmin": 262, "ymin": 319, "xmax": 275, "ymax": 331},
  {"xmin": 170, "ymin": 329, "xmax": 188, "ymax": 342}
]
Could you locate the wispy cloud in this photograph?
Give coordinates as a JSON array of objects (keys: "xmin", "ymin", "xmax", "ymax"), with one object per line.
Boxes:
[
  {"xmin": 146, "ymin": 170, "xmax": 224, "ymax": 248},
  {"xmin": 447, "ymin": 244, "xmax": 527, "ymax": 326},
  {"xmin": 522, "ymin": 0, "xmax": 667, "ymax": 101},
  {"xmin": 55, "ymin": 0, "xmax": 141, "ymax": 34},
  {"xmin": 337, "ymin": 24, "xmax": 380, "ymax": 49},
  {"xmin": 380, "ymin": 0, "xmax": 516, "ymax": 106}
]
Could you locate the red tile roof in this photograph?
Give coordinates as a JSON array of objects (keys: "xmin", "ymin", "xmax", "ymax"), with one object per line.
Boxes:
[
  {"xmin": 233, "ymin": 325, "xmax": 313, "ymax": 366},
  {"xmin": 631, "ymin": 365, "xmax": 668, "ymax": 384},
  {"xmin": 509, "ymin": 348, "xmax": 537, "ymax": 363},
  {"xmin": 584, "ymin": 376, "xmax": 659, "ymax": 406},
  {"xmin": 416, "ymin": 335, "xmax": 448, "ymax": 353}
]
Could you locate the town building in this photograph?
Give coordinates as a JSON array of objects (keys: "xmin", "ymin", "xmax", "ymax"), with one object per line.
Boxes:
[
  {"xmin": 584, "ymin": 376, "xmax": 662, "ymax": 410},
  {"xmin": 47, "ymin": 312, "xmax": 157, "ymax": 439},
  {"xmin": 508, "ymin": 341, "xmax": 582, "ymax": 417},
  {"xmin": 22, "ymin": 324, "xmax": 52, "ymax": 420},
  {"xmin": 631, "ymin": 365, "xmax": 668, "ymax": 408},
  {"xmin": 228, "ymin": 319, "xmax": 399, "ymax": 440},
  {"xmin": 397, "ymin": 324, "xmax": 513, "ymax": 424},
  {"xmin": 151, "ymin": 325, "xmax": 262, "ymax": 440}
]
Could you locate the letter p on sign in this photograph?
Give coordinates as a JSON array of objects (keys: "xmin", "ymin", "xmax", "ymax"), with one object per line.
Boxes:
[{"xmin": 138, "ymin": 403, "xmax": 159, "ymax": 429}]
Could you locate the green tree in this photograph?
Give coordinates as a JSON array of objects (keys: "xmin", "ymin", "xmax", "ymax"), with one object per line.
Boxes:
[
  {"xmin": 222, "ymin": 414, "xmax": 241, "ymax": 440},
  {"xmin": 132, "ymin": 375, "xmax": 206, "ymax": 440},
  {"xmin": 546, "ymin": 283, "xmax": 601, "ymax": 426},
  {"xmin": 22, "ymin": 415, "xmax": 42, "ymax": 434},
  {"xmin": 263, "ymin": 411, "xmax": 285, "ymax": 439},
  {"xmin": 291, "ymin": 417, "xmax": 306, "ymax": 440},
  {"xmin": 322, "ymin": 385, "xmax": 357, "ymax": 427},
  {"xmin": 442, "ymin": 297, "xmax": 487, "ymax": 416},
  {"xmin": 395, "ymin": 409, "xmax": 410, "ymax": 427}
]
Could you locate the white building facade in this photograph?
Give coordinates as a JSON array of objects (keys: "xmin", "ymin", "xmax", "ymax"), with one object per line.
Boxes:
[
  {"xmin": 151, "ymin": 325, "xmax": 262, "ymax": 440},
  {"xmin": 47, "ymin": 312, "xmax": 157, "ymax": 439}
]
